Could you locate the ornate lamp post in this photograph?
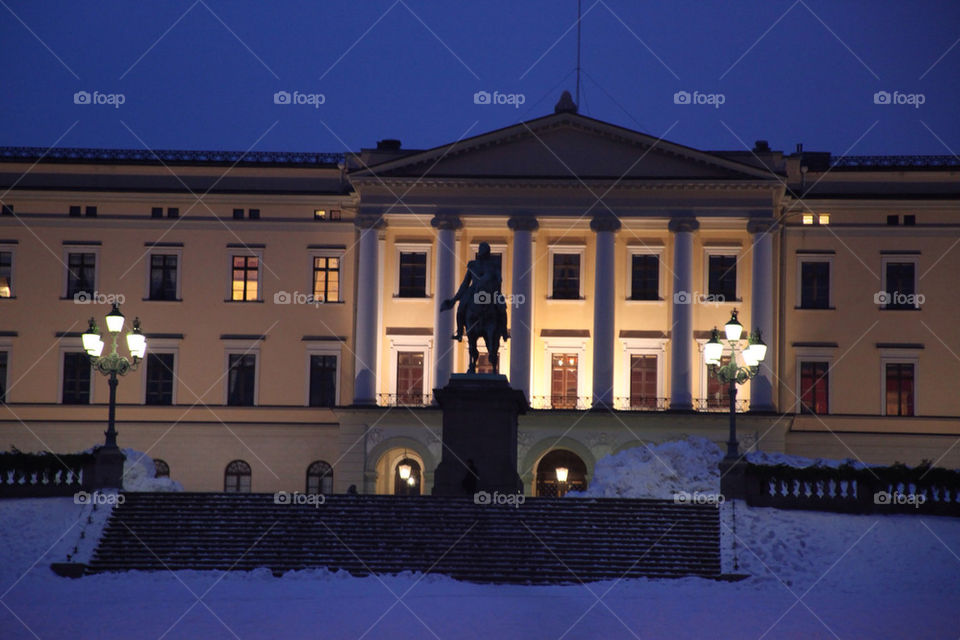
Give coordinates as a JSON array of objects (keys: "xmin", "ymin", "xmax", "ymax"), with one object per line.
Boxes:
[
  {"xmin": 704, "ymin": 309, "xmax": 767, "ymax": 462},
  {"xmin": 82, "ymin": 304, "xmax": 147, "ymax": 452}
]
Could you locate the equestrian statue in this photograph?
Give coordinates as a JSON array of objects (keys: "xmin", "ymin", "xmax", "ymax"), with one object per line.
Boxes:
[{"xmin": 440, "ymin": 242, "xmax": 509, "ymax": 374}]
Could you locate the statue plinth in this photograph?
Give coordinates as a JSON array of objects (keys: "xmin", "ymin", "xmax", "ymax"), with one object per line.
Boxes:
[{"xmin": 432, "ymin": 373, "xmax": 527, "ymax": 497}]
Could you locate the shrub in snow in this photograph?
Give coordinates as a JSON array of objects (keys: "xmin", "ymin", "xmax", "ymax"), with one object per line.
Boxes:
[
  {"xmin": 120, "ymin": 449, "xmax": 183, "ymax": 492},
  {"xmin": 571, "ymin": 436, "xmax": 723, "ymax": 499}
]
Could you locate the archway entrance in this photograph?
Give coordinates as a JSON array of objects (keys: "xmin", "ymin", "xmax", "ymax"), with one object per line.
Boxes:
[
  {"xmin": 394, "ymin": 458, "xmax": 421, "ymax": 496},
  {"xmin": 535, "ymin": 449, "xmax": 587, "ymax": 497}
]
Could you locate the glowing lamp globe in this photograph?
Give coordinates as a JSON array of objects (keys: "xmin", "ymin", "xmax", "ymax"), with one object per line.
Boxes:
[{"xmin": 105, "ymin": 304, "xmax": 125, "ymax": 334}]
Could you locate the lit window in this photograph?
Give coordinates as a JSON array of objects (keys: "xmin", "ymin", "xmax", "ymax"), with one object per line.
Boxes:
[
  {"xmin": 0, "ymin": 251, "xmax": 11, "ymax": 297},
  {"xmin": 551, "ymin": 354, "xmax": 578, "ymax": 408},
  {"xmin": 802, "ymin": 214, "xmax": 814, "ymax": 225},
  {"xmin": 818, "ymin": 214, "xmax": 830, "ymax": 225},
  {"xmin": 231, "ymin": 256, "xmax": 259, "ymax": 301},
  {"xmin": 312, "ymin": 256, "xmax": 340, "ymax": 302},
  {"xmin": 314, "ymin": 209, "xmax": 326, "ymax": 220}
]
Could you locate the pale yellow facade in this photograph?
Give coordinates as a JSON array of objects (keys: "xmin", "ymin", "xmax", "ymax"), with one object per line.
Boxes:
[{"xmin": 1, "ymin": 108, "xmax": 959, "ymax": 494}]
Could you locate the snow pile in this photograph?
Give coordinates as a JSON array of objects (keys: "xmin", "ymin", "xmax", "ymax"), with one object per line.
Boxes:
[
  {"xmin": 572, "ymin": 436, "xmax": 723, "ymax": 499},
  {"xmin": 121, "ymin": 448, "xmax": 182, "ymax": 492}
]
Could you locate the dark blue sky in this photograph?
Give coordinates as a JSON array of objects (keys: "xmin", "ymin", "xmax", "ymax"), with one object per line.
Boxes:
[{"xmin": 2, "ymin": 1, "xmax": 958, "ymax": 156}]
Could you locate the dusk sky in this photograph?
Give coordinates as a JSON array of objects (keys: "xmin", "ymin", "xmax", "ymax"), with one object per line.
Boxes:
[{"xmin": 2, "ymin": 0, "xmax": 958, "ymax": 156}]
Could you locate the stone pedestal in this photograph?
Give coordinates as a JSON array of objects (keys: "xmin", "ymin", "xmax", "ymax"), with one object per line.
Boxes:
[
  {"xmin": 432, "ymin": 374, "xmax": 527, "ymax": 496},
  {"xmin": 85, "ymin": 447, "xmax": 126, "ymax": 490}
]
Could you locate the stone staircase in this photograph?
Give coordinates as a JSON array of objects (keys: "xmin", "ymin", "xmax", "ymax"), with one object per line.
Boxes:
[{"xmin": 88, "ymin": 493, "xmax": 722, "ymax": 583}]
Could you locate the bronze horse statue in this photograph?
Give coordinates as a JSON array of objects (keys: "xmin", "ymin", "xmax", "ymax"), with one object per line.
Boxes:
[{"xmin": 440, "ymin": 242, "xmax": 508, "ymax": 374}]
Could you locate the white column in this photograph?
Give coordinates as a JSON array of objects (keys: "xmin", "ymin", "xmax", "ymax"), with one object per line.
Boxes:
[
  {"xmin": 353, "ymin": 214, "xmax": 385, "ymax": 404},
  {"xmin": 432, "ymin": 213, "xmax": 461, "ymax": 390},
  {"xmin": 508, "ymin": 215, "xmax": 538, "ymax": 401},
  {"xmin": 591, "ymin": 214, "xmax": 621, "ymax": 407},
  {"xmin": 669, "ymin": 217, "xmax": 699, "ymax": 410},
  {"xmin": 748, "ymin": 218, "xmax": 776, "ymax": 411}
]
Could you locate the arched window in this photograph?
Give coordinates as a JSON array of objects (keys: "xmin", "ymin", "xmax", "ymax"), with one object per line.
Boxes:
[
  {"xmin": 153, "ymin": 459, "xmax": 170, "ymax": 478},
  {"xmin": 224, "ymin": 460, "xmax": 251, "ymax": 493},
  {"xmin": 306, "ymin": 460, "xmax": 333, "ymax": 494},
  {"xmin": 394, "ymin": 458, "xmax": 421, "ymax": 496},
  {"xmin": 536, "ymin": 449, "xmax": 587, "ymax": 497}
]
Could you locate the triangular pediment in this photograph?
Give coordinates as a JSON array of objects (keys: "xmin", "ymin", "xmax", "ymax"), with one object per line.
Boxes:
[{"xmin": 350, "ymin": 113, "xmax": 776, "ymax": 182}]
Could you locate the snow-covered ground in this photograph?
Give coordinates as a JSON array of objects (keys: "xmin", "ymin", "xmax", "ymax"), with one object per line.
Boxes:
[{"xmin": 2, "ymin": 441, "xmax": 959, "ymax": 639}]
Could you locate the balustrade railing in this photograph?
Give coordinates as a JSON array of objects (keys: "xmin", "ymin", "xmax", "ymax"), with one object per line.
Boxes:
[
  {"xmin": 744, "ymin": 462, "xmax": 960, "ymax": 516},
  {"xmin": 0, "ymin": 451, "xmax": 94, "ymax": 497},
  {"xmin": 377, "ymin": 393, "xmax": 434, "ymax": 407}
]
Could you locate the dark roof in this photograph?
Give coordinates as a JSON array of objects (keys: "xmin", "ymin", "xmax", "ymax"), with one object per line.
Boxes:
[
  {"xmin": 0, "ymin": 146, "xmax": 345, "ymax": 167},
  {"xmin": 830, "ymin": 155, "xmax": 960, "ymax": 170}
]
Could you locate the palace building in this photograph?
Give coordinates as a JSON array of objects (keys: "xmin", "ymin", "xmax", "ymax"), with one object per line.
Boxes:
[{"xmin": 2, "ymin": 96, "xmax": 959, "ymax": 494}]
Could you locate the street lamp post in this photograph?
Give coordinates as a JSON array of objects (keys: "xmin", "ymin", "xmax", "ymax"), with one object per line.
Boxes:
[
  {"xmin": 82, "ymin": 304, "xmax": 147, "ymax": 487},
  {"xmin": 704, "ymin": 309, "xmax": 767, "ymax": 462}
]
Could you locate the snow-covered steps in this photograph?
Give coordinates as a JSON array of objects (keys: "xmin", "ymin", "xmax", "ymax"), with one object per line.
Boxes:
[{"xmin": 88, "ymin": 493, "xmax": 721, "ymax": 583}]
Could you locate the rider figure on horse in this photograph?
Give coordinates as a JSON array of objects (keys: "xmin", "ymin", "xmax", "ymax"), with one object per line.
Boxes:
[{"xmin": 442, "ymin": 242, "xmax": 508, "ymax": 344}]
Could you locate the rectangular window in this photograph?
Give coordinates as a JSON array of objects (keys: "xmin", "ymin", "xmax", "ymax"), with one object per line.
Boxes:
[
  {"xmin": 309, "ymin": 354, "xmax": 337, "ymax": 407},
  {"xmin": 0, "ymin": 251, "xmax": 11, "ymax": 297},
  {"xmin": 800, "ymin": 261, "xmax": 830, "ymax": 309},
  {"xmin": 145, "ymin": 353, "xmax": 175, "ymax": 405},
  {"xmin": 885, "ymin": 363, "xmax": 914, "ymax": 416},
  {"xmin": 66, "ymin": 252, "xmax": 96, "ymax": 299},
  {"xmin": 62, "ymin": 352, "xmax": 91, "ymax": 404},
  {"xmin": 799, "ymin": 361, "xmax": 829, "ymax": 414},
  {"xmin": 706, "ymin": 355, "xmax": 731, "ymax": 409},
  {"xmin": 708, "ymin": 255, "xmax": 737, "ymax": 300},
  {"xmin": 149, "ymin": 254, "xmax": 179, "ymax": 301},
  {"xmin": 551, "ymin": 353, "xmax": 578, "ymax": 408},
  {"xmin": 629, "ymin": 354, "xmax": 658, "ymax": 408},
  {"xmin": 233, "ymin": 208, "xmax": 244, "ymax": 220},
  {"xmin": 884, "ymin": 262, "xmax": 916, "ymax": 310},
  {"xmin": 227, "ymin": 353, "xmax": 256, "ymax": 406},
  {"xmin": 231, "ymin": 256, "xmax": 259, "ymax": 301},
  {"xmin": 398, "ymin": 252, "xmax": 427, "ymax": 298},
  {"xmin": 630, "ymin": 255, "xmax": 659, "ymax": 301},
  {"xmin": 151, "ymin": 207, "xmax": 163, "ymax": 218},
  {"xmin": 0, "ymin": 351, "xmax": 7, "ymax": 403},
  {"xmin": 312, "ymin": 257, "xmax": 340, "ymax": 303},
  {"xmin": 396, "ymin": 352, "xmax": 424, "ymax": 404},
  {"xmin": 552, "ymin": 254, "xmax": 581, "ymax": 299}
]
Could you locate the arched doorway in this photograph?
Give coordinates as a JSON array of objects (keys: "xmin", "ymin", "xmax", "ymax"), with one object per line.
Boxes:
[
  {"xmin": 536, "ymin": 449, "xmax": 587, "ymax": 497},
  {"xmin": 394, "ymin": 458, "xmax": 421, "ymax": 496}
]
